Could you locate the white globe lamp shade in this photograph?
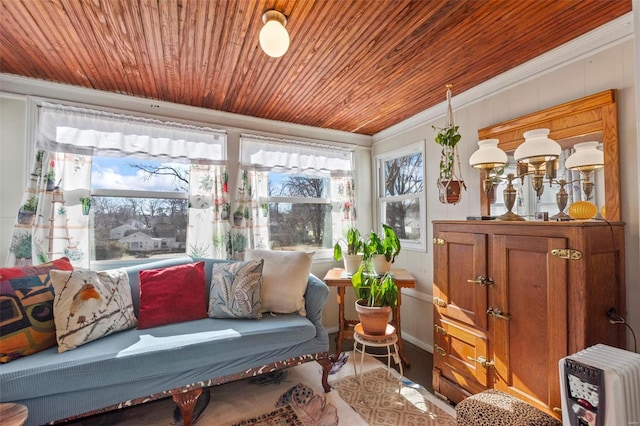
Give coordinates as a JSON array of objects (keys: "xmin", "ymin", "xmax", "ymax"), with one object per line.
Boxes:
[
  {"xmin": 514, "ymin": 128, "xmax": 561, "ymax": 163},
  {"xmin": 565, "ymin": 141, "xmax": 604, "ymax": 172},
  {"xmin": 259, "ymin": 10, "xmax": 289, "ymax": 58},
  {"xmin": 469, "ymin": 139, "xmax": 508, "ymax": 170}
]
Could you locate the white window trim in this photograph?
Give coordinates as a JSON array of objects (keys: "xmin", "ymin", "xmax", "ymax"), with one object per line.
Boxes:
[{"xmin": 375, "ymin": 140, "xmax": 427, "ymax": 252}]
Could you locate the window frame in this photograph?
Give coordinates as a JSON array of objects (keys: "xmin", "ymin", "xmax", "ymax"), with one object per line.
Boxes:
[
  {"xmin": 260, "ymin": 175, "xmax": 334, "ymax": 259},
  {"xmin": 375, "ymin": 141, "xmax": 427, "ymax": 252}
]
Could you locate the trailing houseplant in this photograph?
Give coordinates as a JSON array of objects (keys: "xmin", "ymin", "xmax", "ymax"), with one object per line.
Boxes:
[
  {"xmin": 333, "ymin": 227, "xmax": 365, "ymax": 274},
  {"xmin": 364, "ymin": 224, "xmax": 401, "ymax": 275},
  {"xmin": 351, "ymin": 264, "xmax": 398, "ymax": 335},
  {"xmin": 433, "ymin": 123, "xmax": 466, "ymax": 204},
  {"xmin": 433, "ymin": 84, "xmax": 466, "ymax": 204}
]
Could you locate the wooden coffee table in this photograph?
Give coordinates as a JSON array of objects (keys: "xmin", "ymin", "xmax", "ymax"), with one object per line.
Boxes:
[
  {"xmin": 0, "ymin": 403, "xmax": 28, "ymax": 426},
  {"xmin": 323, "ymin": 268, "xmax": 415, "ymax": 366}
]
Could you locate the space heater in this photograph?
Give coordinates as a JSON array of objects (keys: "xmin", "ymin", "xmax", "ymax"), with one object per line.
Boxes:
[{"xmin": 559, "ymin": 344, "xmax": 640, "ymax": 426}]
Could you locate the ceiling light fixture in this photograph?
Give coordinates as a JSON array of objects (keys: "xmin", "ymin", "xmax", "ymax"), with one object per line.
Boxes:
[{"xmin": 259, "ymin": 10, "xmax": 289, "ymax": 58}]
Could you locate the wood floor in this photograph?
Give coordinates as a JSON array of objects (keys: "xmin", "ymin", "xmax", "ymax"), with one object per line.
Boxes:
[{"xmin": 328, "ymin": 331, "xmax": 434, "ymax": 393}]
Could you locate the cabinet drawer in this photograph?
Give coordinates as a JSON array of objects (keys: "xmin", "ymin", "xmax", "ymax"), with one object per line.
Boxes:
[{"xmin": 433, "ymin": 318, "xmax": 490, "ymax": 393}]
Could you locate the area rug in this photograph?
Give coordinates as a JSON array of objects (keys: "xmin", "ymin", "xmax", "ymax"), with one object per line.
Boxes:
[
  {"xmin": 66, "ymin": 353, "xmax": 456, "ymax": 425},
  {"xmin": 331, "ymin": 367, "xmax": 457, "ymax": 425}
]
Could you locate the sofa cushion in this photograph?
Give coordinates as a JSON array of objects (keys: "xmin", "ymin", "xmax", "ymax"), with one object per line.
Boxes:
[
  {"xmin": 50, "ymin": 269, "xmax": 137, "ymax": 352},
  {"xmin": 138, "ymin": 261, "xmax": 207, "ymax": 329},
  {"xmin": 244, "ymin": 250, "xmax": 313, "ymax": 316},
  {"xmin": 208, "ymin": 259, "xmax": 264, "ymax": 319},
  {"xmin": 0, "ymin": 257, "xmax": 74, "ymax": 363}
]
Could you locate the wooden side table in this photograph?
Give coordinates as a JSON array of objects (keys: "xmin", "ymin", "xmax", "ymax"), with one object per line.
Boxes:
[
  {"xmin": 0, "ymin": 403, "xmax": 28, "ymax": 426},
  {"xmin": 323, "ymin": 268, "xmax": 416, "ymax": 366}
]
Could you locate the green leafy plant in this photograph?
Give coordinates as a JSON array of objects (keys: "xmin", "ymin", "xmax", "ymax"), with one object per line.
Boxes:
[
  {"xmin": 364, "ymin": 224, "xmax": 401, "ymax": 263},
  {"xmin": 21, "ymin": 196, "xmax": 38, "ymax": 212},
  {"xmin": 351, "ymin": 265, "xmax": 398, "ymax": 307},
  {"xmin": 10, "ymin": 233, "xmax": 32, "ymax": 259},
  {"xmin": 433, "ymin": 124, "xmax": 462, "ymax": 182},
  {"xmin": 333, "ymin": 227, "xmax": 365, "ymax": 261}
]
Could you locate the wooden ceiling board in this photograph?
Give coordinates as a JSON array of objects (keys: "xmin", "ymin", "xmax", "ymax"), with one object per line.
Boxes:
[{"xmin": 0, "ymin": 0, "xmax": 631, "ymax": 135}]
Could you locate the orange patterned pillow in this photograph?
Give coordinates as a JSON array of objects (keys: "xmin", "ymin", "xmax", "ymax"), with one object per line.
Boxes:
[{"xmin": 0, "ymin": 257, "xmax": 74, "ymax": 363}]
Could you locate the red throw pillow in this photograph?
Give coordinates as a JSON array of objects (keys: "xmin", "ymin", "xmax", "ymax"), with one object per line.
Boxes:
[
  {"xmin": 0, "ymin": 257, "xmax": 74, "ymax": 363},
  {"xmin": 137, "ymin": 261, "xmax": 207, "ymax": 329}
]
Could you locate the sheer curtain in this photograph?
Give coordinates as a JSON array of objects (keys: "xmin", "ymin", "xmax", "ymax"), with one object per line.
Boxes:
[
  {"xmin": 232, "ymin": 134, "xmax": 356, "ymax": 257},
  {"xmin": 6, "ymin": 102, "xmax": 228, "ymax": 267}
]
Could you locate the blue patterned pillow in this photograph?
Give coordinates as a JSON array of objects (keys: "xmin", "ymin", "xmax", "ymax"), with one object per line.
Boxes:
[{"xmin": 208, "ymin": 260, "xmax": 264, "ymax": 319}]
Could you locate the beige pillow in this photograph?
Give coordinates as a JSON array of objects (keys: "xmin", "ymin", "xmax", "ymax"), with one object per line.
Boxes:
[
  {"xmin": 50, "ymin": 269, "xmax": 137, "ymax": 352},
  {"xmin": 244, "ymin": 250, "xmax": 313, "ymax": 316}
]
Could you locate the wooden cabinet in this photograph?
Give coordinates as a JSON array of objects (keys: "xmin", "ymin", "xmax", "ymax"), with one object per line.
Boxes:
[{"xmin": 432, "ymin": 220, "xmax": 625, "ymax": 419}]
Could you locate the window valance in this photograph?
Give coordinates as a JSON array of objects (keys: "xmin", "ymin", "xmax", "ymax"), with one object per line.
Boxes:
[
  {"xmin": 37, "ymin": 102, "xmax": 226, "ymax": 163},
  {"xmin": 240, "ymin": 134, "xmax": 353, "ymax": 176}
]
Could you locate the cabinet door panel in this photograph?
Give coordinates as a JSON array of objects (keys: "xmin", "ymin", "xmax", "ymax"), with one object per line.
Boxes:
[
  {"xmin": 434, "ymin": 318, "xmax": 489, "ymax": 393},
  {"xmin": 492, "ymin": 234, "xmax": 567, "ymax": 414},
  {"xmin": 434, "ymin": 231, "xmax": 488, "ymax": 330}
]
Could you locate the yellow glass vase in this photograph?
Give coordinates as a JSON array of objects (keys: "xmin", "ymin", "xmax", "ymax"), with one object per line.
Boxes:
[{"xmin": 568, "ymin": 201, "xmax": 597, "ymax": 220}]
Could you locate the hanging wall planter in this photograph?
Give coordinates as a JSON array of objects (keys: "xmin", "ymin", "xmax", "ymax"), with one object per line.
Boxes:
[{"xmin": 434, "ymin": 84, "xmax": 466, "ymax": 205}]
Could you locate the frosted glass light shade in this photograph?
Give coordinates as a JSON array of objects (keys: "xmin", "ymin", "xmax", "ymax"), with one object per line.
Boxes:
[
  {"xmin": 259, "ymin": 10, "xmax": 289, "ymax": 58},
  {"xmin": 469, "ymin": 139, "xmax": 508, "ymax": 169},
  {"xmin": 565, "ymin": 141, "xmax": 604, "ymax": 172},
  {"xmin": 514, "ymin": 129, "xmax": 561, "ymax": 163}
]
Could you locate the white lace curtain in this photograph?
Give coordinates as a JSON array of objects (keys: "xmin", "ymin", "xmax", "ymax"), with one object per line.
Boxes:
[{"xmin": 7, "ymin": 103, "xmax": 230, "ymax": 267}]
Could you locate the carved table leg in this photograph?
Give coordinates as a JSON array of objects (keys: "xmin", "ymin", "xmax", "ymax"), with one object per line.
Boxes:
[
  {"xmin": 172, "ymin": 388, "xmax": 203, "ymax": 426},
  {"xmin": 317, "ymin": 357, "xmax": 332, "ymax": 392}
]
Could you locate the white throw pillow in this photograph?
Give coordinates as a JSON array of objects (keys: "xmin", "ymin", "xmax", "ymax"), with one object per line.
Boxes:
[
  {"xmin": 50, "ymin": 269, "xmax": 137, "ymax": 352},
  {"xmin": 244, "ymin": 249, "xmax": 313, "ymax": 316}
]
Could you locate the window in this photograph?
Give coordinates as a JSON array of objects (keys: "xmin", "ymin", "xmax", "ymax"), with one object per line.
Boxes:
[
  {"xmin": 265, "ymin": 173, "xmax": 332, "ymax": 251},
  {"xmin": 30, "ymin": 102, "xmax": 226, "ymax": 269},
  {"xmin": 377, "ymin": 142, "xmax": 426, "ymax": 251},
  {"xmin": 91, "ymin": 156, "xmax": 189, "ymax": 261},
  {"xmin": 239, "ymin": 135, "xmax": 355, "ymax": 257}
]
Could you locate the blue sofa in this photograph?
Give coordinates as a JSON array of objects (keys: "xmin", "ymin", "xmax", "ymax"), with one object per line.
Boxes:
[{"xmin": 0, "ymin": 257, "xmax": 331, "ymax": 426}]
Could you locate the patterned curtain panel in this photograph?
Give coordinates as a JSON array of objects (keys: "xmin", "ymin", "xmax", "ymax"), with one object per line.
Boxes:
[
  {"xmin": 187, "ymin": 164, "xmax": 232, "ymax": 260},
  {"xmin": 7, "ymin": 150, "xmax": 92, "ymax": 268}
]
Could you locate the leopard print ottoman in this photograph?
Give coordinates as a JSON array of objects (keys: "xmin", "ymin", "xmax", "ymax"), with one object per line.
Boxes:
[{"xmin": 455, "ymin": 389, "xmax": 562, "ymax": 426}]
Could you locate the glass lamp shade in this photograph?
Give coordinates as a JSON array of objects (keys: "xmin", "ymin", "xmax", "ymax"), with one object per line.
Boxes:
[
  {"xmin": 259, "ymin": 11, "xmax": 289, "ymax": 58},
  {"xmin": 564, "ymin": 141, "xmax": 604, "ymax": 172},
  {"xmin": 469, "ymin": 139, "xmax": 508, "ymax": 170},
  {"xmin": 514, "ymin": 128, "xmax": 561, "ymax": 163}
]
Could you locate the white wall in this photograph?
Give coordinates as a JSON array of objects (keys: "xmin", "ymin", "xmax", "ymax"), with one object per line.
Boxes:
[
  {"xmin": 373, "ymin": 34, "xmax": 639, "ymax": 351},
  {"xmin": 0, "ymin": 95, "xmax": 27, "ymax": 262}
]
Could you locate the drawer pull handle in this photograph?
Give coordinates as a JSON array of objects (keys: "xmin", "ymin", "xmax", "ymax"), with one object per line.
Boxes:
[
  {"xmin": 487, "ymin": 307, "xmax": 511, "ymax": 321},
  {"xmin": 434, "ymin": 325, "xmax": 447, "ymax": 335},
  {"xmin": 552, "ymin": 407, "xmax": 562, "ymax": 414},
  {"xmin": 434, "ymin": 345, "xmax": 446, "ymax": 356},
  {"xmin": 467, "ymin": 355, "xmax": 495, "ymax": 368},
  {"xmin": 433, "ymin": 297, "xmax": 447, "ymax": 307},
  {"xmin": 467, "ymin": 276, "xmax": 494, "ymax": 287}
]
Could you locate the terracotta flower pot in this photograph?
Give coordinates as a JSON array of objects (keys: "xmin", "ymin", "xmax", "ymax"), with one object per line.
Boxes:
[
  {"xmin": 438, "ymin": 180, "xmax": 462, "ymax": 204},
  {"xmin": 355, "ymin": 300, "xmax": 391, "ymax": 336}
]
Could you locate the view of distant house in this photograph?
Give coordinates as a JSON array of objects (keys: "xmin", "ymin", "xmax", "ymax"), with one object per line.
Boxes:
[
  {"xmin": 109, "ymin": 220, "xmax": 145, "ymax": 240},
  {"xmin": 111, "ymin": 220, "xmax": 183, "ymax": 253}
]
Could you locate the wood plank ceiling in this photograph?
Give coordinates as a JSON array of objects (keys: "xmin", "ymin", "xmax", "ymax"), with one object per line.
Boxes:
[{"xmin": 0, "ymin": 0, "xmax": 631, "ymax": 136}]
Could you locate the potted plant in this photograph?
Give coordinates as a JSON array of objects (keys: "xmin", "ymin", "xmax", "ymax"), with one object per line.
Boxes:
[
  {"xmin": 434, "ymin": 123, "xmax": 466, "ymax": 204},
  {"xmin": 10, "ymin": 232, "xmax": 33, "ymax": 264},
  {"xmin": 79, "ymin": 197, "xmax": 92, "ymax": 215},
  {"xmin": 18, "ymin": 196, "xmax": 38, "ymax": 225},
  {"xmin": 233, "ymin": 206, "xmax": 244, "ymax": 226},
  {"xmin": 333, "ymin": 227, "xmax": 365, "ymax": 274},
  {"xmin": 351, "ymin": 264, "xmax": 398, "ymax": 335},
  {"xmin": 364, "ymin": 224, "xmax": 401, "ymax": 275}
]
